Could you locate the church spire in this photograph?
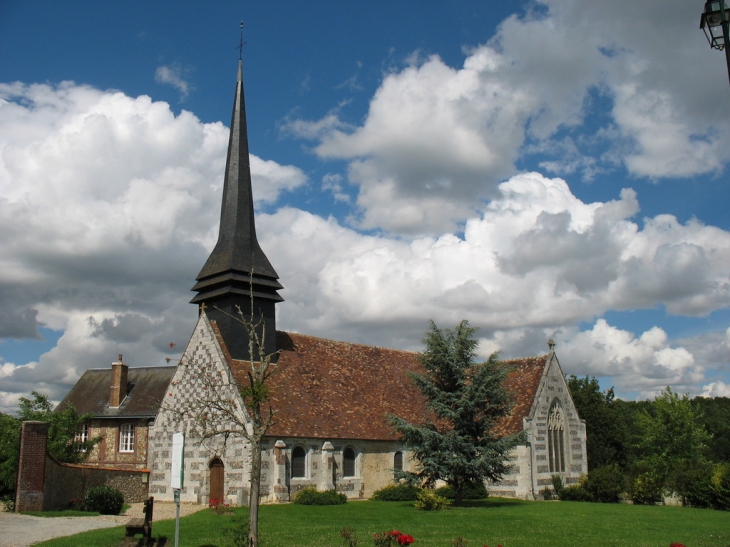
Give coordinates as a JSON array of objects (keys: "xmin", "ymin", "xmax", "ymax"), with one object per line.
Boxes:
[{"xmin": 191, "ymin": 54, "xmax": 283, "ymax": 361}]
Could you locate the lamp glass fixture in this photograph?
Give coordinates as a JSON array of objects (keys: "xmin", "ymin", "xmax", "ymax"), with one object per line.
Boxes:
[{"xmin": 701, "ymin": 0, "xmax": 729, "ymax": 49}]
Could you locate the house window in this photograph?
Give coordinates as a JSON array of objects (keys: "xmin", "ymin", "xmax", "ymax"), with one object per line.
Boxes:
[
  {"xmin": 291, "ymin": 446, "xmax": 306, "ymax": 478},
  {"xmin": 120, "ymin": 423, "xmax": 135, "ymax": 453},
  {"xmin": 75, "ymin": 424, "xmax": 89, "ymax": 444},
  {"xmin": 343, "ymin": 447, "xmax": 356, "ymax": 477},
  {"xmin": 393, "ymin": 451, "xmax": 403, "ymax": 475},
  {"xmin": 547, "ymin": 400, "xmax": 565, "ymax": 473}
]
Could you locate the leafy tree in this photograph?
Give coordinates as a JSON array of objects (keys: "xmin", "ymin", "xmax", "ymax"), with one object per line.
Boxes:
[
  {"xmin": 19, "ymin": 392, "xmax": 99, "ymax": 463},
  {"xmin": 692, "ymin": 396, "xmax": 730, "ymax": 463},
  {"xmin": 0, "ymin": 413, "xmax": 21, "ymax": 496},
  {"xmin": 567, "ymin": 376, "xmax": 627, "ymax": 470},
  {"xmin": 0, "ymin": 392, "xmax": 98, "ymax": 497},
  {"xmin": 389, "ymin": 320, "xmax": 524, "ymax": 506},
  {"xmin": 635, "ymin": 387, "xmax": 711, "ymax": 501}
]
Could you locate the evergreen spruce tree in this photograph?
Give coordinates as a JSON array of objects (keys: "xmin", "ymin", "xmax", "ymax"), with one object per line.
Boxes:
[{"xmin": 390, "ymin": 320, "xmax": 524, "ymax": 506}]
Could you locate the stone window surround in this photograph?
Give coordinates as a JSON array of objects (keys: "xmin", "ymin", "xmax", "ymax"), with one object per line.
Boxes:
[{"xmin": 547, "ymin": 399, "xmax": 565, "ymax": 473}]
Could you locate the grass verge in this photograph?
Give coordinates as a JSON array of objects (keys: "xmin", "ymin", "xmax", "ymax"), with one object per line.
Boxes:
[{"xmin": 35, "ymin": 498, "xmax": 730, "ymax": 547}]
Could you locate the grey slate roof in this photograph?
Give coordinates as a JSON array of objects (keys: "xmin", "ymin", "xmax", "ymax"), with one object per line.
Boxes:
[{"xmin": 56, "ymin": 366, "xmax": 176, "ymax": 418}]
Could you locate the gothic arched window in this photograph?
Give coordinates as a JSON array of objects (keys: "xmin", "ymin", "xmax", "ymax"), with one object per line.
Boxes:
[
  {"xmin": 393, "ymin": 451, "xmax": 403, "ymax": 475},
  {"xmin": 547, "ymin": 400, "xmax": 566, "ymax": 473},
  {"xmin": 343, "ymin": 447, "xmax": 356, "ymax": 477},
  {"xmin": 292, "ymin": 446, "xmax": 306, "ymax": 478}
]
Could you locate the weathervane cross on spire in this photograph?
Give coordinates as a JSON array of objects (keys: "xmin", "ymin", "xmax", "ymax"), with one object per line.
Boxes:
[{"xmin": 238, "ymin": 20, "xmax": 245, "ymax": 60}]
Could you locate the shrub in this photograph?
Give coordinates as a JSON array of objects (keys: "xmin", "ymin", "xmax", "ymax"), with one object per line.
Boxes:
[
  {"xmin": 208, "ymin": 497, "xmax": 233, "ymax": 514},
  {"xmin": 680, "ymin": 464, "xmax": 715, "ymax": 508},
  {"xmin": 710, "ymin": 462, "xmax": 730, "ymax": 510},
  {"xmin": 83, "ymin": 485, "xmax": 124, "ymax": 515},
  {"xmin": 292, "ymin": 487, "xmax": 347, "ymax": 505},
  {"xmin": 373, "ymin": 530, "xmax": 414, "ymax": 546},
  {"xmin": 371, "ymin": 483, "xmax": 421, "ymax": 501},
  {"xmin": 414, "ymin": 489, "xmax": 449, "ymax": 511},
  {"xmin": 585, "ymin": 465, "xmax": 624, "ymax": 503},
  {"xmin": 340, "ymin": 526, "xmax": 358, "ymax": 547},
  {"xmin": 675, "ymin": 462, "xmax": 730, "ymax": 510},
  {"xmin": 559, "ymin": 484, "xmax": 593, "ymax": 502},
  {"xmin": 2, "ymin": 495, "xmax": 15, "ymax": 512},
  {"xmin": 435, "ymin": 482, "xmax": 488, "ymax": 500},
  {"xmin": 631, "ymin": 471, "xmax": 664, "ymax": 505}
]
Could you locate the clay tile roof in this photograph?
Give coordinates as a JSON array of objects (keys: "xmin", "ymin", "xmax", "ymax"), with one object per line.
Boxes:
[
  {"xmin": 228, "ymin": 331, "xmax": 430, "ymax": 441},
  {"xmin": 494, "ymin": 356, "xmax": 548, "ymax": 437},
  {"xmin": 56, "ymin": 366, "xmax": 176, "ymax": 418},
  {"xmin": 213, "ymin": 320, "xmax": 549, "ymax": 442}
]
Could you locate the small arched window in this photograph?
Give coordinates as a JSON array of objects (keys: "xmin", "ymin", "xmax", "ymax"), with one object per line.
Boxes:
[
  {"xmin": 393, "ymin": 451, "xmax": 403, "ymax": 475},
  {"xmin": 343, "ymin": 447, "xmax": 356, "ymax": 477},
  {"xmin": 547, "ymin": 400, "xmax": 566, "ymax": 473},
  {"xmin": 292, "ymin": 446, "xmax": 306, "ymax": 478}
]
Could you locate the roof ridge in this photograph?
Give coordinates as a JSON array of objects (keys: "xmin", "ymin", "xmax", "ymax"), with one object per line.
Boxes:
[
  {"xmin": 500, "ymin": 354, "xmax": 548, "ymax": 362},
  {"xmin": 279, "ymin": 330, "xmax": 419, "ymax": 355}
]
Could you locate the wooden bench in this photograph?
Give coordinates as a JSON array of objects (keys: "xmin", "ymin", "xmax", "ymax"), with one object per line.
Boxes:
[{"xmin": 125, "ymin": 496, "xmax": 154, "ymax": 539}]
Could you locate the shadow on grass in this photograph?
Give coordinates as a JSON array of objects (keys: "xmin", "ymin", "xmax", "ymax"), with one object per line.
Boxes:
[
  {"xmin": 371, "ymin": 497, "xmax": 532, "ymax": 510},
  {"xmin": 455, "ymin": 498, "xmax": 532, "ymax": 509},
  {"xmin": 123, "ymin": 536, "xmax": 170, "ymax": 547}
]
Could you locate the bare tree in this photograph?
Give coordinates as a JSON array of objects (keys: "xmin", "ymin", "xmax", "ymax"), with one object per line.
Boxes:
[{"xmin": 162, "ymin": 298, "xmax": 279, "ymax": 547}]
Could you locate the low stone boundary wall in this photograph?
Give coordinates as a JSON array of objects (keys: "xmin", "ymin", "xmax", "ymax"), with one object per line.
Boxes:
[
  {"xmin": 43, "ymin": 458, "xmax": 149, "ymax": 509},
  {"xmin": 15, "ymin": 421, "xmax": 149, "ymax": 512}
]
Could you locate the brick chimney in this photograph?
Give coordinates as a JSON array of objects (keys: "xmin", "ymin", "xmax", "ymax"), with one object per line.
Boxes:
[{"xmin": 110, "ymin": 354, "xmax": 128, "ymax": 408}]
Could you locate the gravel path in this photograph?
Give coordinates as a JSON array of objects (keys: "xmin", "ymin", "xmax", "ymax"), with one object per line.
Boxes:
[{"xmin": 0, "ymin": 502, "xmax": 205, "ymax": 547}]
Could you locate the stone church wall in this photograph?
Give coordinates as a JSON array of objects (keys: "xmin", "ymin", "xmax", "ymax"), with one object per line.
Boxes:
[
  {"xmin": 487, "ymin": 444, "xmax": 533, "ymax": 499},
  {"xmin": 263, "ymin": 438, "xmax": 411, "ymax": 502},
  {"xmin": 147, "ymin": 431, "xmax": 413, "ymax": 504}
]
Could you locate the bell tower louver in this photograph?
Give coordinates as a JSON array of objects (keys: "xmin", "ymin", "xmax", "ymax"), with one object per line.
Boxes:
[{"xmin": 191, "ymin": 59, "xmax": 283, "ymax": 360}]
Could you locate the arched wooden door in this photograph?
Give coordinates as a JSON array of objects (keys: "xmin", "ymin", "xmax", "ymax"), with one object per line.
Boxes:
[{"xmin": 209, "ymin": 458, "xmax": 225, "ymax": 502}]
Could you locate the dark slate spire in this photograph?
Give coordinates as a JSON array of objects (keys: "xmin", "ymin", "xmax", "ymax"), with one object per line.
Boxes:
[{"xmin": 191, "ymin": 58, "xmax": 283, "ymax": 361}]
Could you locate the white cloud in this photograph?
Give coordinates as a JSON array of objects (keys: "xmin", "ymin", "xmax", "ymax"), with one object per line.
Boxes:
[
  {"xmin": 701, "ymin": 381, "xmax": 730, "ymax": 398},
  {"xmin": 557, "ymin": 319, "xmax": 704, "ymax": 399},
  {"xmin": 0, "ymin": 81, "xmax": 305, "ymax": 405},
  {"xmin": 321, "ymin": 173, "xmax": 350, "ymax": 203},
  {"xmin": 255, "ymin": 173, "xmax": 730, "ymax": 397},
  {"xmin": 155, "ymin": 64, "xmax": 192, "ymax": 101},
  {"xmin": 284, "ymin": 0, "xmax": 730, "ymax": 235}
]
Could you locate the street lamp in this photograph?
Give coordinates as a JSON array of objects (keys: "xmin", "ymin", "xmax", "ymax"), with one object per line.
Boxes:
[{"xmin": 700, "ymin": 0, "xmax": 730, "ymax": 84}]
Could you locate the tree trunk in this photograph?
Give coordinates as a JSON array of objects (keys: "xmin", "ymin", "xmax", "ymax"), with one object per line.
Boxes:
[
  {"xmin": 454, "ymin": 481, "xmax": 464, "ymax": 507},
  {"xmin": 248, "ymin": 440, "xmax": 262, "ymax": 547}
]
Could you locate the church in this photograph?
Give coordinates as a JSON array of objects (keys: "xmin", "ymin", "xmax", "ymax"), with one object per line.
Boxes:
[{"xmin": 59, "ymin": 54, "xmax": 587, "ymax": 505}]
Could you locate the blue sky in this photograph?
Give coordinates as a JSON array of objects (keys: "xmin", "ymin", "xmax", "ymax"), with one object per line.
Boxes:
[{"xmin": 2, "ymin": 0, "xmax": 730, "ymax": 410}]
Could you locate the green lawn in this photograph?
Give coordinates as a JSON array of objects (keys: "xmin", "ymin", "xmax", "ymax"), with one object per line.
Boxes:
[{"xmin": 36, "ymin": 498, "xmax": 729, "ymax": 547}]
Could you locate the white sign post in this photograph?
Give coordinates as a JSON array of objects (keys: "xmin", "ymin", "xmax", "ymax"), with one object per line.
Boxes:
[{"xmin": 171, "ymin": 432, "xmax": 185, "ymax": 547}]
